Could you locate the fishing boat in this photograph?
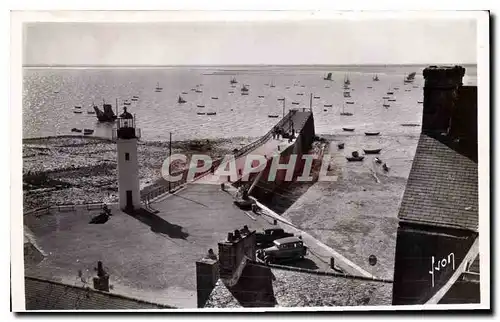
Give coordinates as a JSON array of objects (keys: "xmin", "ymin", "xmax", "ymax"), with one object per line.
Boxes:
[
  {"xmin": 230, "ymin": 77, "xmax": 238, "ymax": 85},
  {"xmin": 197, "ymin": 105, "xmax": 205, "ymax": 108},
  {"xmin": 363, "ymin": 148, "xmax": 382, "ymax": 154},
  {"xmin": 342, "ymin": 128, "xmax": 354, "ymax": 132},
  {"xmin": 346, "ymin": 101, "xmax": 354, "ymax": 105},
  {"xmin": 338, "ymin": 143, "xmax": 345, "ymax": 149},
  {"xmin": 74, "ymin": 106, "xmax": 82, "ymax": 109},
  {"xmin": 197, "ymin": 112, "xmax": 206, "ymax": 115},
  {"xmin": 83, "ymin": 129, "xmax": 94, "ymax": 135},
  {"xmin": 372, "ymin": 74, "xmax": 379, "ymax": 81},
  {"xmin": 324, "ymin": 72, "xmax": 333, "ymax": 81},
  {"xmin": 383, "ymin": 99, "xmax": 390, "ymax": 108},
  {"xmin": 211, "ymin": 97, "xmax": 219, "ymax": 100},
  {"xmin": 71, "ymin": 128, "xmax": 82, "ymax": 133},
  {"xmin": 155, "ymin": 82, "xmax": 163, "ymax": 92},
  {"xmin": 344, "ymin": 74, "xmax": 351, "ymax": 86},
  {"xmin": 268, "ymin": 114, "xmax": 279, "ymax": 118},
  {"xmin": 207, "ymin": 112, "xmax": 217, "ymax": 116},
  {"xmin": 178, "ymin": 95, "xmax": 187, "ymax": 104},
  {"xmin": 241, "ymin": 85, "xmax": 249, "ymax": 92},
  {"xmin": 94, "ymin": 100, "xmax": 117, "ymax": 123},
  {"xmin": 73, "ymin": 110, "xmax": 82, "ymax": 114},
  {"xmin": 346, "ymin": 156, "xmax": 364, "ymax": 162},
  {"xmin": 340, "ymin": 104, "xmax": 353, "ymax": 116},
  {"xmin": 343, "ymin": 91, "xmax": 351, "ymax": 98},
  {"xmin": 404, "ymin": 72, "xmax": 416, "ymax": 84},
  {"xmin": 292, "ymin": 102, "xmax": 300, "ymax": 105},
  {"xmin": 324, "ymin": 104, "xmax": 333, "ymax": 107},
  {"xmin": 313, "ymin": 96, "xmax": 320, "ymax": 99},
  {"xmin": 365, "ymin": 132, "xmax": 380, "ymax": 136}
]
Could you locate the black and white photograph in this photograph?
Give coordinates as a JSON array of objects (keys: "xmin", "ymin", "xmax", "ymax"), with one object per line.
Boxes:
[{"xmin": 10, "ymin": 10, "xmax": 489, "ymax": 312}]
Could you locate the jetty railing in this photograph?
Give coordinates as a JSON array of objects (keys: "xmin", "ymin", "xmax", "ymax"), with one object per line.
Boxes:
[{"xmin": 139, "ymin": 110, "xmax": 298, "ymax": 203}]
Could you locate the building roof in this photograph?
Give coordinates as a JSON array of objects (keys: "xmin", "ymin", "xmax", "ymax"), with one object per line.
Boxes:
[
  {"xmin": 398, "ymin": 134, "xmax": 478, "ymax": 231},
  {"xmin": 204, "ymin": 263, "xmax": 392, "ymax": 308},
  {"xmin": 24, "ymin": 277, "xmax": 174, "ymax": 310}
]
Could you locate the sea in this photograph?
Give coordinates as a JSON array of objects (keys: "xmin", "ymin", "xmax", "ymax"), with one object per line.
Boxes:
[{"xmin": 22, "ymin": 65, "xmax": 477, "ymax": 142}]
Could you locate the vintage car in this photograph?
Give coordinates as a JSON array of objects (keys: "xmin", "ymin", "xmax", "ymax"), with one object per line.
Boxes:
[
  {"xmin": 255, "ymin": 228, "xmax": 294, "ymax": 248},
  {"xmin": 257, "ymin": 236, "xmax": 307, "ymax": 264}
]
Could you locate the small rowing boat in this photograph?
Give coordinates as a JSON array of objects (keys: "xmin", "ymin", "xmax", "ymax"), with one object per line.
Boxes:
[
  {"xmin": 346, "ymin": 156, "xmax": 364, "ymax": 162},
  {"xmin": 83, "ymin": 129, "xmax": 94, "ymax": 135},
  {"xmin": 365, "ymin": 132, "xmax": 380, "ymax": 136},
  {"xmin": 363, "ymin": 148, "xmax": 382, "ymax": 154},
  {"xmin": 207, "ymin": 112, "xmax": 217, "ymax": 116},
  {"xmin": 268, "ymin": 114, "xmax": 279, "ymax": 118},
  {"xmin": 71, "ymin": 128, "xmax": 82, "ymax": 133},
  {"xmin": 342, "ymin": 128, "xmax": 354, "ymax": 132},
  {"xmin": 324, "ymin": 104, "xmax": 332, "ymax": 107}
]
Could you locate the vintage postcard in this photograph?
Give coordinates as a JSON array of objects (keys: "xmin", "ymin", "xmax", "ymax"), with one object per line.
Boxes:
[{"xmin": 10, "ymin": 10, "xmax": 490, "ymax": 312}]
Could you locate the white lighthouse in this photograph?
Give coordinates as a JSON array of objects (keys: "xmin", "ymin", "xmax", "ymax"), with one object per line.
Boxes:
[{"xmin": 113, "ymin": 110, "xmax": 141, "ymax": 211}]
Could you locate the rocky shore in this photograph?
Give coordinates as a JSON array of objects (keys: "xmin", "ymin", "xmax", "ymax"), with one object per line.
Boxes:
[{"xmin": 23, "ymin": 136, "xmax": 256, "ymax": 210}]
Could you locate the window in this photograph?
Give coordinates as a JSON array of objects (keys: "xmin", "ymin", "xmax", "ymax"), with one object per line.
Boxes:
[{"xmin": 125, "ymin": 153, "xmax": 130, "ymax": 161}]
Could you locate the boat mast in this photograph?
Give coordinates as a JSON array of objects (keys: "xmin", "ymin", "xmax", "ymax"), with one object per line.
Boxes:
[{"xmin": 309, "ymin": 93, "xmax": 313, "ymax": 112}]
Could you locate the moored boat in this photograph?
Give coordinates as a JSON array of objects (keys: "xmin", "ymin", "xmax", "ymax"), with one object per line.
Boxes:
[
  {"xmin": 268, "ymin": 114, "xmax": 279, "ymax": 118},
  {"xmin": 346, "ymin": 101, "xmax": 354, "ymax": 105},
  {"xmin": 71, "ymin": 128, "xmax": 82, "ymax": 133},
  {"xmin": 365, "ymin": 132, "xmax": 380, "ymax": 136},
  {"xmin": 324, "ymin": 104, "xmax": 332, "ymax": 107},
  {"xmin": 363, "ymin": 148, "xmax": 382, "ymax": 154},
  {"xmin": 83, "ymin": 129, "xmax": 94, "ymax": 135},
  {"xmin": 178, "ymin": 95, "xmax": 187, "ymax": 104},
  {"xmin": 372, "ymin": 74, "xmax": 379, "ymax": 81},
  {"xmin": 342, "ymin": 128, "xmax": 354, "ymax": 132},
  {"xmin": 324, "ymin": 72, "xmax": 333, "ymax": 81},
  {"xmin": 73, "ymin": 110, "xmax": 82, "ymax": 114},
  {"xmin": 346, "ymin": 156, "xmax": 364, "ymax": 162},
  {"xmin": 207, "ymin": 112, "xmax": 217, "ymax": 116},
  {"xmin": 292, "ymin": 102, "xmax": 300, "ymax": 105},
  {"xmin": 197, "ymin": 112, "xmax": 206, "ymax": 115}
]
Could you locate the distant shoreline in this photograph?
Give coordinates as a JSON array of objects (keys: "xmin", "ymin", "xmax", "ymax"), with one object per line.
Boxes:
[{"xmin": 22, "ymin": 63, "xmax": 477, "ymax": 70}]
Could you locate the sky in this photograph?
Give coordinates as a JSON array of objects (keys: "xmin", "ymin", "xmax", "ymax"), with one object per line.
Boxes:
[{"xmin": 23, "ymin": 18, "xmax": 478, "ymax": 66}]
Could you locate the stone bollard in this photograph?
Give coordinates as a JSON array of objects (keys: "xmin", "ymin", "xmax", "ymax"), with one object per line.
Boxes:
[
  {"xmin": 330, "ymin": 257, "xmax": 335, "ymax": 269},
  {"xmin": 220, "ymin": 183, "xmax": 225, "ymax": 191},
  {"xmin": 273, "ymin": 219, "xmax": 278, "ymax": 225}
]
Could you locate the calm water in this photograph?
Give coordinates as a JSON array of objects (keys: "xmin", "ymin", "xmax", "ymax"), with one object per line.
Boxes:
[{"xmin": 23, "ymin": 65, "xmax": 477, "ymax": 141}]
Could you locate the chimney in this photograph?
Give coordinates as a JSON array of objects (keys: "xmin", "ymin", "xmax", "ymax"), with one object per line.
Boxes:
[
  {"xmin": 422, "ymin": 65, "xmax": 465, "ymax": 135},
  {"xmin": 218, "ymin": 226, "xmax": 256, "ymax": 279},
  {"xmin": 92, "ymin": 261, "xmax": 110, "ymax": 292},
  {"xmin": 196, "ymin": 256, "xmax": 219, "ymax": 308}
]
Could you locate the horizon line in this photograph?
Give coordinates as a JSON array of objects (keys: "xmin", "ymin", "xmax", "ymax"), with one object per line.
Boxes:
[{"xmin": 23, "ymin": 63, "xmax": 477, "ymax": 68}]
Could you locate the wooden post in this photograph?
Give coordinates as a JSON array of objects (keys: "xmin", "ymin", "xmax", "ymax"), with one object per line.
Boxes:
[
  {"xmin": 310, "ymin": 93, "xmax": 313, "ymax": 111},
  {"xmin": 282, "ymin": 99, "xmax": 285, "ymax": 118},
  {"xmin": 169, "ymin": 132, "xmax": 172, "ymax": 192}
]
